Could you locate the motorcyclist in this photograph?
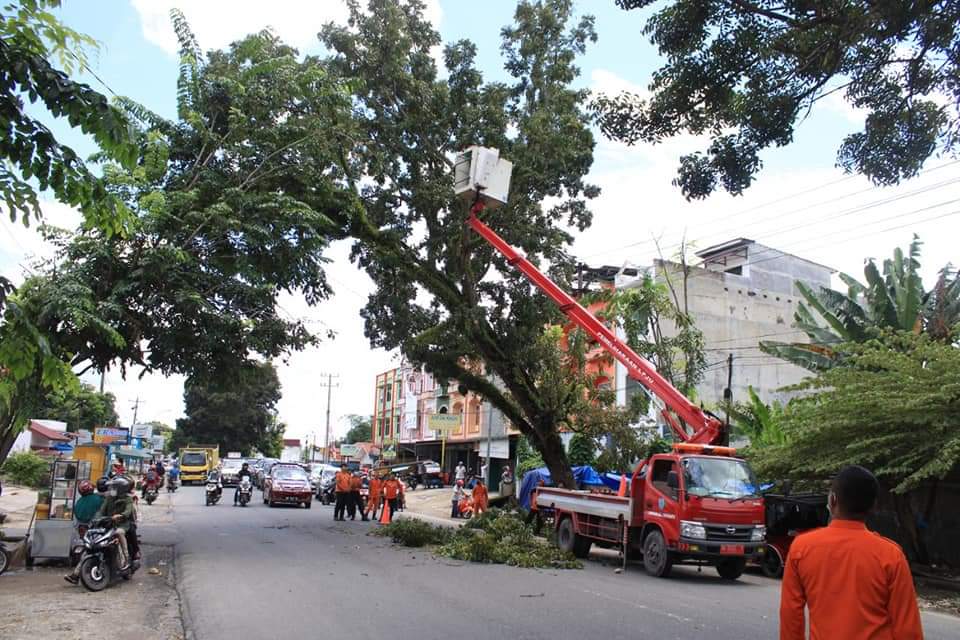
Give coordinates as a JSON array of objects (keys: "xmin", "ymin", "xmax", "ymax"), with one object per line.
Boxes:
[
  {"xmin": 206, "ymin": 468, "xmax": 223, "ymax": 500},
  {"xmin": 141, "ymin": 463, "xmax": 160, "ymax": 498},
  {"xmin": 233, "ymin": 462, "xmax": 254, "ymax": 505},
  {"xmin": 64, "ymin": 480, "xmax": 105, "ymax": 584},
  {"xmin": 93, "ymin": 475, "xmax": 137, "ymax": 572},
  {"xmin": 154, "ymin": 459, "xmax": 166, "ymax": 488}
]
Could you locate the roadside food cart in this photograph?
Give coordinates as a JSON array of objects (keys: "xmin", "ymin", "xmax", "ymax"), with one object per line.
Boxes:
[
  {"xmin": 73, "ymin": 443, "xmax": 109, "ymax": 482},
  {"xmin": 28, "ymin": 458, "xmax": 91, "ymax": 564}
]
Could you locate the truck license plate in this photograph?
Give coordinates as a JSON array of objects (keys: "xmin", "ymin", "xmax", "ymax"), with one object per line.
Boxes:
[{"xmin": 720, "ymin": 544, "xmax": 744, "ymax": 555}]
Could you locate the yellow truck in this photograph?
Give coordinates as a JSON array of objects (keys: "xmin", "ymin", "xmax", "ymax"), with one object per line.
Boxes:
[{"xmin": 178, "ymin": 445, "xmax": 220, "ymax": 484}]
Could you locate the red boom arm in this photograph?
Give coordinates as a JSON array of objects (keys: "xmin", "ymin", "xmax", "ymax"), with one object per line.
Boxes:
[{"xmin": 466, "ymin": 204, "xmax": 724, "ymax": 445}]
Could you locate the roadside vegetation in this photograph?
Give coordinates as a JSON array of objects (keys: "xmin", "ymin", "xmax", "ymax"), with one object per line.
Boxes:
[
  {"xmin": 373, "ymin": 510, "xmax": 582, "ymax": 570},
  {"xmin": 0, "ymin": 450, "xmax": 49, "ymax": 488}
]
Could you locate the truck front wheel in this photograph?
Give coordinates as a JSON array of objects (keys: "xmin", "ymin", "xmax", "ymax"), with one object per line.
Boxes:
[
  {"xmin": 716, "ymin": 557, "xmax": 746, "ymax": 581},
  {"xmin": 642, "ymin": 530, "xmax": 672, "ymax": 578}
]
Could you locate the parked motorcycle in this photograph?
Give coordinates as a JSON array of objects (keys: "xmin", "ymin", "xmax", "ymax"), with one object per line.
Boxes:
[
  {"xmin": 237, "ymin": 477, "xmax": 253, "ymax": 507},
  {"xmin": 144, "ymin": 485, "xmax": 159, "ymax": 505},
  {"xmin": 206, "ymin": 480, "xmax": 222, "ymax": 506},
  {"xmin": 74, "ymin": 517, "xmax": 139, "ymax": 591}
]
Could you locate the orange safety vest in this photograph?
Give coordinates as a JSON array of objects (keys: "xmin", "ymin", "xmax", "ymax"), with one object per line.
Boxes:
[
  {"xmin": 383, "ymin": 479, "xmax": 401, "ymax": 500},
  {"xmin": 335, "ymin": 471, "xmax": 352, "ymax": 493},
  {"xmin": 472, "ymin": 484, "xmax": 488, "ymax": 511},
  {"xmin": 349, "ymin": 476, "xmax": 362, "ymax": 491},
  {"xmin": 367, "ymin": 478, "xmax": 382, "ymax": 507}
]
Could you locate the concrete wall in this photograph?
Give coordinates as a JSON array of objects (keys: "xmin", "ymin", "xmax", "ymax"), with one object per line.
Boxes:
[{"xmin": 614, "ymin": 242, "xmax": 834, "ymax": 409}]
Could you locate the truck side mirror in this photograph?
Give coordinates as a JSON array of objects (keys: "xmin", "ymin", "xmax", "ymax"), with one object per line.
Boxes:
[{"xmin": 667, "ymin": 471, "xmax": 679, "ymax": 490}]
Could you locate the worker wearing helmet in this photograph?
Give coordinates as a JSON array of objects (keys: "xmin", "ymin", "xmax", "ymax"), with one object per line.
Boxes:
[
  {"xmin": 64, "ymin": 479, "xmax": 107, "ymax": 584},
  {"xmin": 94, "ymin": 476, "xmax": 137, "ymax": 571}
]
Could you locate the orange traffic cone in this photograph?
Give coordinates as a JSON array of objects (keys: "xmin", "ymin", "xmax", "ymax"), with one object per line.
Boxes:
[
  {"xmin": 617, "ymin": 474, "xmax": 627, "ymax": 497},
  {"xmin": 379, "ymin": 500, "xmax": 391, "ymax": 524}
]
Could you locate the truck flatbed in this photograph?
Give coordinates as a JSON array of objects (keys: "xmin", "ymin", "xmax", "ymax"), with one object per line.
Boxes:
[{"xmin": 535, "ymin": 487, "xmax": 631, "ymax": 521}]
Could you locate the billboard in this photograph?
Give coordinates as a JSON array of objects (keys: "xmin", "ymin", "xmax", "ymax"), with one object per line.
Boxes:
[
  {"xmin": 130, "ymin": 423, "xmax": 153, "ymax": 439},
  {"xmin": 75, "ymin": 429, "xmax": 93, "ymax": 445},
  {"xmin": 150, "ymin": 435, "xmax": 166, "ymax": 452},
  {"xmin": 428, "ymin": 414, "xmax": 460, "ymax": 434},
  {"xmin": 93, "ymin": 427, "xmax": 128, "ymax": 444},
  {"xmin": 339, "ymin": 443, "xmax": 359, "ymax": 458},
  {"xmin": 402, "ymin": 366, "xmax": 419, "ymax": 432}
]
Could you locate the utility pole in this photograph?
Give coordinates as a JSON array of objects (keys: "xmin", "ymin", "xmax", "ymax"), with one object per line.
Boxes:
[
  {"xmin": 318, "ymin": 374, "xmax": 340, "ymax": 463},
  {"xmin": 484, "ymin": 399, "xmax": 494, "ymax": 486},
  {"xmin": 131, "ymin": 396, "xmax": 142, "ymax": 425},
  {"xmin": 722, "ymin": 353, "xmax": 733, "ymax": 447},
  {"xmin": 99, "ymin": 369, "xmax": 106, "ymax": 394}
]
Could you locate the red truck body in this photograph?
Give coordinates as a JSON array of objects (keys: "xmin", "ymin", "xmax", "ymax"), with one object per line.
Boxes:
[{"xmin": 465, "ymin": 202, "xmax": 765, "ymax": 579}]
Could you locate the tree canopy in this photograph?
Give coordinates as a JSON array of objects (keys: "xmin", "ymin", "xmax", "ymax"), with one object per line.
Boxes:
[
  {"xmin": 595, "ymin": 1, "xmax": 960, "ymax": 199},
  {"xmin": 0, "ymin": 0, "xmax": 136, "ymax": 235},
  {"xmin": 35, "ymin": 381, "xmax": 118, "ymax": 432},
  {"xmin": 173, "ymin": 361, "xmax": 284, "ymax": 457},
  {"xmin": 343, "ymin": 414, "xmax": 372, "ymax": 444},
  {"xmin": 324, "ymin": 0, "xmax": 604, "ymax": 487}
]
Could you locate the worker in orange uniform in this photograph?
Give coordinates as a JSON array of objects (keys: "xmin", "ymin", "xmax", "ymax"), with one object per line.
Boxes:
[
  {"xmin": 365, "ymin": 471, "xmax": 382, "ymax": 521},
  {"xmin": 347, "ymin": 472, "xmax": 363, "ymax": 521},
  {"xmin": 471, "ymin": 477, "xmax": 488, "ymax": 515},
  {"xmin": 333, "ymin": 464, "xmax": 352, "ymax": 521},
  {"xmin": 382, "ymin": 472, "xmax": 402, "ymax": 522},
  {"xmin": 779, "ymin": 465, "xmax": 923, "ymax": 640}
]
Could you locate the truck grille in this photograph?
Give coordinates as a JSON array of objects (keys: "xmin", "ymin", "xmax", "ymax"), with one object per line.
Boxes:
[{"xmin": 705, "ymin": 524, "xmax": 753, "ymax": 542}]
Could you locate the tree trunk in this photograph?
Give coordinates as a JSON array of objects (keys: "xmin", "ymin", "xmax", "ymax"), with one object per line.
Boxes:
[
  {"xmin": 889, "ymin": 489, "xmax": 929, "ymax": 565},
  {"xmin": 533, "ymin": 423, "xmax": 575, "ymax": 489}
]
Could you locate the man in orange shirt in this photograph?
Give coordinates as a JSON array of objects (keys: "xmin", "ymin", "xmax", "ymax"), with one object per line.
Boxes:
[
  {"xmin": 365, "ymin": 472, "xmax": 382, "ymax": 521},
  {"xmin": 382, "ymin": 473, "xmax": 402, "ymax": 522},
  {"xmin": 780, "ymin": 465, "xmax": 923, "ymax": 640},
  {"xmin": 333, "ymin": 464, "xmax": 352, "ymax": 521}
]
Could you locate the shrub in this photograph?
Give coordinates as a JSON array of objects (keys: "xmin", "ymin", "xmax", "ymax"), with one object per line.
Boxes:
[
  {"xmin": 438, "ymin": 511, "xmax": 581, "ymax": 569},
  {"xmin": 372, "ymin": 518, "xmax": 451, "ymax": 547},
  {"xmin": 1, "ymin": 451, "xmax": 50, "ymax": 488}
]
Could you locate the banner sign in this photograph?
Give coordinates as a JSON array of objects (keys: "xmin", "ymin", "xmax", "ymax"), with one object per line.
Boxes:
[
  {"xmin": 94, "ymin": 427, "xmax": 128, "ymax": 444},
  {"xmin": 402, "ymin": 367, "xmax": 419, "ymax": 431},
  {"xmin": 483, "ymin": 438, "xmax": 510, "ymax": 460},
  {"xmin": 339, "ymin": 443, "xmax": 359, "ymax": 458},
  {"xmin": 130, "ymin": 423, "xmax": 153, "ymax": 439},
  {"xmin": 76, "ymin": 429, "xmax": 93, "ymax": 445},
  {"xmin": 150, "ymin": 435, "xmax": 166, "ymax": 452},
  {"xmin": 428, "ymin": 414, "xmax": 460, "ymax": 434}
]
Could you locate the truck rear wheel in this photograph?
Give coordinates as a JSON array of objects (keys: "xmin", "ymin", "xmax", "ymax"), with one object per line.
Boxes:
[
  {"xmin": 557, "ymin": 518, "xmax": 592, "ymax": 559},
  {"xmin": 716, "ymin": 557, "xmax": 746, "ymax": 581},
  {"xmin": 642, "ymin": 530, "xmax": 672, "ymax": 578}
]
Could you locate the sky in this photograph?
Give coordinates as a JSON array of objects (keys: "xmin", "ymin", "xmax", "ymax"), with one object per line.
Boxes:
[{"xmin": 2, "ymin": 0, "xmax": 958, "ymax": 445}]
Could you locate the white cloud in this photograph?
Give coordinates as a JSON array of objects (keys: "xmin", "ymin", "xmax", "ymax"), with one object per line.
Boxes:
[{"xmin": 132, "ymin": 0, "xmax": 442, "ymax": 57}]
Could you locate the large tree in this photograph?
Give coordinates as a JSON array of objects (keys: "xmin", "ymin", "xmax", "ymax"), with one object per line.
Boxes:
[
  {"xmin": 594, "ymin": 1, "xmax": 960, "ymax": 199},
  {"xmin": 1, "ymin": 15, "xmax": 348, "ymax": 463},
  {"xmin": 35, "ymin": 381, "xmax": 118, "ymax": 432},
  {"xmin": 343, "ymin": 414, "xmax": 372, "ymax": 444},
  {"xmin": 323, "ymin": 0, "xmax": 601, "ymax": 487},
  {"xmin": 172, "ymin": 361, "xmax": 284, "ymax": 456},
  {"xmin": 751, "ymin": 330, "xmax": 960, "ymax": 563}
]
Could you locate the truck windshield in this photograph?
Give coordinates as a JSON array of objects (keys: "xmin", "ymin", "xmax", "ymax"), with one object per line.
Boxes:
[
  {"xmin": 682, "ymin": 457, "xmax": 759, "ymax": 499},
  {"xmin": 182, "ymin": 452, "xmax": 206, "ymax": 466}
]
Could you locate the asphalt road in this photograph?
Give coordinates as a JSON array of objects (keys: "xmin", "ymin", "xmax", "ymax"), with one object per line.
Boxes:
[{"xmin": 146, "ymin": 486, "xmax": 958, "ymax": 640}]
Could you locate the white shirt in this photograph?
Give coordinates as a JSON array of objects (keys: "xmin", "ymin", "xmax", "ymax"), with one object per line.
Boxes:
[{"xmin": 455, "ymin": 464, "xmax": 465, "ymax": 480}]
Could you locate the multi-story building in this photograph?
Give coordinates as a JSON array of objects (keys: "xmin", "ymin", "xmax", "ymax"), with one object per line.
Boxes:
[{"xmin": 607, "ymin": 238, "xmax": 834, "ymax": 414}]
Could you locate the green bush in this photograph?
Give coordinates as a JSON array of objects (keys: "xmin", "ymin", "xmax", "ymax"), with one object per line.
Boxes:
[
  {"xmin": 372, "ymin": 518, "xmax": 451, "ymax": 547},
  {"xmin": 1, "ymin": 451, "xmax": 50, "ymax": 488}
]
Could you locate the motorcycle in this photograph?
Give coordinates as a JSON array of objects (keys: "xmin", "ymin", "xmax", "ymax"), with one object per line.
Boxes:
[
  {"xmin": 457, "ymin": 494, "xmax": 474, "ymax": 519},
  {"xmin": 74, "ymin": 517, "xmax": 139, "ymax": 591},
  {"xmin": 317, "ymin": 479, "xmax": 335, "ymax": 505},
  {"xmin": 206, "ymin": 480, "xmax": 222, "ymax": 506},
  {"xmin": 144, "ymin": 484, "xmax": 159, "ymax": 505},
  {"xmin": 237, "ymin": 477, "xmax": 253, "ymax": 507}
]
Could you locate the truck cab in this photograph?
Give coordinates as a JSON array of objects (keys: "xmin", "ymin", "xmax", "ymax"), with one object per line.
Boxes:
[
  {"xmin": 179, "ymin": 448, "xmax": 212, "ymax": 484},
  {"xmin": 629, "ymin": 445, "xmax": 765, "ymax": 578}
]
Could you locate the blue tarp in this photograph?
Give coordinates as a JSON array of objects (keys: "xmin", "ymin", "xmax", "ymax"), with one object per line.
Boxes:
[{"xmin": 518, "ymin": 465, "xmax": 617, "ymax": 511}]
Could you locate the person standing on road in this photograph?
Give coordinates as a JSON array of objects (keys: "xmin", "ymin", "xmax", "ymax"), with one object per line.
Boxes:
[
  {"xmin": 471, "ymin": 477, "xmax": 488, "ymax": 516},
  {"xmin": 455, "ymin": 461, "xmax": 466, "ymax": 485},
  {"xmin": 382, "ymin": 473, "xmax": 402, "ymax": 521},
  {"xmin": 365, "ymin": 471, "xmax": 382, "ymax": 521},
  {"xmin": 451, "ymin": 480, "xmax": 464, "ymax": 518},
  {"xmin": 333, "ymin": 464, "xmax": 352, "ymax": 521},
  {"xmin": 347, "ymin": 472, "xmax": 363, "ymax": 520},
  {"xmin": 779, "ymin": 465, "xmax": 923, "ymax": 640}
]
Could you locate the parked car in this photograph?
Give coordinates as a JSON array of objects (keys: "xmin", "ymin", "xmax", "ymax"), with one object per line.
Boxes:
[
  {"xmin": 263, "ymin": 463, "xmax": 313, "ymax": 508},
  {"xmin": 254, "ymin": 459, "xmax": 279, "ymax": 489},
  {"xmin": 221, "ymin": 458, "xmax": 245, "ymax": 487}
]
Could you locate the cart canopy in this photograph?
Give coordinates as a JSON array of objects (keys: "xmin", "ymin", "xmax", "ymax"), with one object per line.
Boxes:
[{"xmin": 518, "ymin": 465, "xmax": 614, "ymax": 510}]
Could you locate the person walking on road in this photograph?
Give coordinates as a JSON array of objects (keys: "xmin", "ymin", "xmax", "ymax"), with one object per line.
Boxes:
[
  {"xmin": 779, "ymin": 465, "xmax": 923, "ymax": 640},
  {"xmin": 333, "ymin": 465, "xmax": 352, "ymax": 521},
  {"xmin": 382, "ymin": 473, "xmax": 402, "ymax": 522}
]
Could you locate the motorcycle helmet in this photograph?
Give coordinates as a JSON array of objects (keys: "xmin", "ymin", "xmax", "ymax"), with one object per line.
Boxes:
[
  {"xmin": 108, "ymin": 475, "xmax": 133, "ymax": 495},
  {"xmin": 78, "ymin": 480, "xmax": 95, "ymax": 496},
  {"xmin": 95, "ymin": 477, "xmax": 110, "ymax": 493}
]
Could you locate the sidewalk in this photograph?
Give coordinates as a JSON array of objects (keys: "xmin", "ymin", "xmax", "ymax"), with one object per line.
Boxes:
[{"xmin": 0, "ymin": 483, "xmax": 38, "ymax": 537}]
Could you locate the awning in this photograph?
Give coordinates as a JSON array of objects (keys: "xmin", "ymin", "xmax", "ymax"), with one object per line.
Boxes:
[
  {"xmin": 28, "ymin": 421, "xmax": 72, "ymax": 442},
  {"xmin": 114, "ymin": 446, "xmax": 153, "ymax": 460}
]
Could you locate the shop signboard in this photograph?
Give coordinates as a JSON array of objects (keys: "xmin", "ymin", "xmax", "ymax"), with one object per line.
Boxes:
[
  {"xmin": 93, "ymin": 427, "xmax": 128, "ymax": 445},
  {"xmin": 151, "ymin": 435, "xmax": 166, "ymax": 452},
  {"xmin": 484, "ymin": 438, "xmax": 510, "ymax": 460},
  {"xmin": 427, "ymin": 414, "xmax": 460, "ymax": 434},
  {"xmin": 130, "ymin": 423, "xmax": 153, "ymax": 439},
  {"xmin": 75, "ymin": 429, "xmax": 93, "ymax": 445},
  {"xmin": 339, "ymin": 443, "xmax": 359, "ymax": 458}
]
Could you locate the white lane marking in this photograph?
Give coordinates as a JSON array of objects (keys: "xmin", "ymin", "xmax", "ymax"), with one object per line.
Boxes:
[{"xmin": 581, "ymin": 588, "xmax": 693, "ymax": 623}]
